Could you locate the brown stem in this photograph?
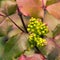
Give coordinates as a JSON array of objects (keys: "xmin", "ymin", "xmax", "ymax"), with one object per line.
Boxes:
[
  {"xmin": 0, "ymin": 14, "xmax": 5, "ymax": 17},
  {"xmin": 42, "ymin": 0, "xmax": 47, "ymax": 22},
  {"xmin": 34, "ymin": 46, "xmax": 46, "ymax": 59},
  {"xmin": 7, "ymin": 16, "xmax": 25, "ymax": 32},
  {"xmin": 0, "ymin": 13, "xmax": 25, "ymax": 32},
  {"xmin": 17, "ymin": 7, "xmax": 28, "ymax": 33},
  {"xmin": 52, "ymin": 38, "xmax": 60, "ymax": 48},
  {"xmin": 0, "ymin": 14, "xmax": 6, "ymax": 24}
]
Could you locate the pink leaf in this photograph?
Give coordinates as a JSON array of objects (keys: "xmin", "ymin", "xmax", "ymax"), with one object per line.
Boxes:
[
  {"xmin": 18, "ymin": 55, "xmax": 26, "ymax": 60},
  {"xmin": 27, "ymin": 54, "xmax": 45, "ymax": 60},
  {"xmin": 54, "ymin": 34, "xmax": 60, "ymax": 40},
  {"xmin": 46, "ymin": 2, "xmax": 60, "ymax": 20},
  {"xmin": 18, "ymin": 54, "xmax": 46, "ymax": 60},
  {"xmin": 16, "ymin": 0, "xmax": 60, "ymax": 20},
  {"xmin": 16, "ymin": 0, "xmax": 44, "ymax": 18}
]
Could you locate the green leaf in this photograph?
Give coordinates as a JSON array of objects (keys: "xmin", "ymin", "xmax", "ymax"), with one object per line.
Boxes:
[
  {"xmin": 0, "ymin": 37, "xmax": 4, "ymax": 60},
  {"xmin": 3, "ymin": 45, "xmax": 21, "ymax": 60},
  {"xmin": 0, "ymin": 0, "xmax": 3, "ymax": 7},
  {"xmin": 38, "ymin": 46, "xmax": 46, "ymax": 55},
  {"xmin": 0, "ymin": 27, "xmax": 5, "ymax": 37},
  {"xmin": 7, "ymin": 4, "xmax": 17, "ymax": 15},
  {"xmin": 47, "ymin": 48, "xmax": 59, "ymax": 60},
  {"xmin": 7, "ymin": 25, "xmax": 13, "ymax": 34},
  {"xmin": 46, "ymin": 0, "xmax": 60, "ymax": 6},
  {"xmin": 52, "ymin": 24, "xmax": 60, "ymax": 37},
  {"xmin": 1, "ymin": 1, "xmax": 17, "ymax": 15},
  {"xmin": 4, "ymin": 35, "xmax": 19, "ymax": 52},
  {"xmin": 2, "ymin": 35, "xmax": 21, "ymax": 60}
]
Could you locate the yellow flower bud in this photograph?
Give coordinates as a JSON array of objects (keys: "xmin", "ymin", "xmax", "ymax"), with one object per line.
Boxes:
[{"xmin": 27, "ymin": 28, "xmax": 30, "ymax": 31}]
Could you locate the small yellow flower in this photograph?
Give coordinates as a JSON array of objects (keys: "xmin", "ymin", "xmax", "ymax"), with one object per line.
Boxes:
[
  {"xmin": 30, "ymin": 17, "xmax": 36, "ymax": 22},
  {"xmin": 39, "ymin": 32, "xmax": 41, "ymax": 35},
  {"xmin": 36, "ymin": 26, "xmax": 39, "ymax": 29},
  {"xmin": 27, "ymin": 28, "xmax": 30, "ymax": 31},
  {"xmin": 31, "ymin": 45, "xmax": 34, "ymax": 48},
  {"xmin": 37, "ymin": 30, "xmax": 40, "ymax": 33},
  {"xmin": 41, "ymin": 44, "xmax": 44, "ymax": 46},
  {"xmin": 40, "ymin": 27, "xmax": 43, "ymax": 30},
  {"xmin": 33, "ymin": 33, "xmax": 36, "ymax": 37},
  {"xmin": 31, "ymin": 22, "xmax": 34, "ymax": 24},
  {"xmin": 35, "ymin": 21, "xmax": 38, "ymax": 23},
  {"xmin": 28, "ymin": 25, "xmax": 30, "ymax": 27},
  {"xmin": 42, "ymin": 31, "xmax": 45, "ymax": 34},
  {"xmin": 40, "ymin": 40, "xmax": 43, "ymax": 43},
  {"xmin": 34, "ymin": 24, "xmax": 36, "ymax": 26},
  {"xmin": 31, "ymin": 29, "xmax": 34, "ymax": 32},
  {"xmin": 30, "ymin": 25, "xmax": 33, "ymax": 28}
]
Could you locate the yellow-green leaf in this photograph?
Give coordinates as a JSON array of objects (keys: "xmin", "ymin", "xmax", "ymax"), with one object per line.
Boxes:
[{"xmin": 46, "ymin": 0, "xmax": 60, "ymax": 6}]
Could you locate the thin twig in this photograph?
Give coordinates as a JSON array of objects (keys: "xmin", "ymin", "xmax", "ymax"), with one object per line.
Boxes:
[
  {"xmin": 51, "ymin": 38, "xmax": 60, "ymax": 48},
  {"xmin": 7, "ymin": 15, "xmax": 25, "ymax": 32},
  {"xmin": 0, "ymin": 14, "xmax": 6, "ymax": 24},
  {"xmin": 17, "ymin": 7, "xmax": 28, "ymax": 33},
  {"xmin": 0, "ymin": 13, "xmax": 25, "ymax": 32},
  {"xmin": 34, "ymin": 46, "xmax": 46, "ymax": 59},
  {"xmin": 0, "ymin": 14, "xmax": 6, "ymax": 17},
  {"xmin": 42, "ymin": 0, "xmax": 47, "ymax": 22}
]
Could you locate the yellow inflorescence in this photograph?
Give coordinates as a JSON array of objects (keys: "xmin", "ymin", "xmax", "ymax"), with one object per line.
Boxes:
[
  {"xmin": 27, "ymin": 17, "xmax": 48, "ymax": 49},
  {"xmin": 27, "ymin": 17, "xmax": 49, "ymax": 36},
  {"xmin": 28, "ymin": 33, "xmax": 47, "ymax": 48}
]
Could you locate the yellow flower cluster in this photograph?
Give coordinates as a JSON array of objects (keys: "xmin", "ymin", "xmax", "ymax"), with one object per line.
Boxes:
[
  {"xmin": 27, "ymin": 17, "xmax": 49, "ymax": 36},
  {"xmin": 28, "ymin": 33, "xmax": 47, "ymax": 48},
  {"xmin": 27, "ymin": 17, "xmax": 48, "ymax": 49}
]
